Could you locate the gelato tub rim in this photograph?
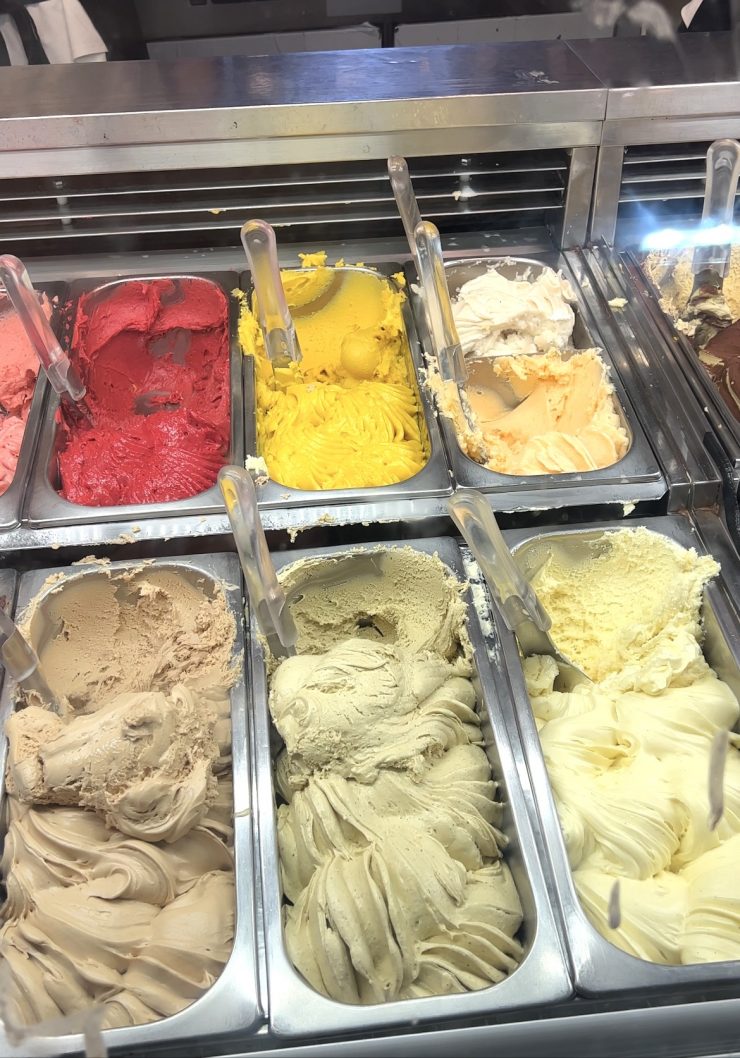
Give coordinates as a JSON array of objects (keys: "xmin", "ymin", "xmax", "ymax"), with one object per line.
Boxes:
[
  {"xmin": 25, "ymin": 272, "xmax": 245, "ymax": 529},
  {"xmin": 240, "ymin": 263, "xmax": 452, "ymax": 510},
  {"xmin": 495, "ymin": 513, "xmax": 740, "ymax": 998},
  {"xmin": 249, "ymin": 535, "xmax": 572, "ymax": 1039},
  {"xmin": 407, "ymin": 253, "xmax": 665, "ymax": 508},
  {"xmin": 0, "ymin": 551, "xmax": 261, "ymax": 1054}
]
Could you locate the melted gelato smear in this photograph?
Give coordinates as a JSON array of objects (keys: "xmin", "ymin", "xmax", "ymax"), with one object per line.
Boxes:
[
  {"xmin": 1, "ymin": 565, "xmax": 237, "ymax": 1029},
  {"xmin": 0, "ymin": 293, "xmax": 47, "ymax": 495},
  {"xmin": 58, "ymin": 278, "xmax": 231, "ymax": 506},
  {"xmin": 644, "ymin": 248, "xmax": 740, "ymax": 422},
  {"xmin": 239, "ymin": 253, "xmax": 429, "ymax": 490},
  {"xmin": 523, "ymin": 528, "xmax": 740, "ymax": 964},
  {"xmin": 429, "ymin": 263, "xmax": 628, "ymax": 476},
  {"xmin": 267, "ymin": 548, "xmax": 524, "ymax": 1004}
]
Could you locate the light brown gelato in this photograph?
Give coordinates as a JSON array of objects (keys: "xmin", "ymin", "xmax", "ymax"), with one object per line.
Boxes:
[
  {"xmin": 1, "ymin": 565, "xmax": 238, "ymax": 1031},
  {"xmin": 6, "ymin": 685, "xmax": 230, "ymax": 843}
]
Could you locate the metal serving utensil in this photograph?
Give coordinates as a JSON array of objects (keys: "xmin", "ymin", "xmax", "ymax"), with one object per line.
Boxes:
[
  {"xmin": 240, "ymin": 220, "xmax": 303, "ymax": 379},
  {"xmin": 449, "ymin": 489, "xmax": 591, "ymax": 692}
]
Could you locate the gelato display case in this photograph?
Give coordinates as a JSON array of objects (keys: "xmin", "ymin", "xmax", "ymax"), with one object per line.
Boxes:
[{"xmin": 1, "ymin": 30, "xmax": 740, "ymax": 1058}]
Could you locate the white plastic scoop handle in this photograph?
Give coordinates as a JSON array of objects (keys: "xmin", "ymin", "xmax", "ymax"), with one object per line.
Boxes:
[{"xmin": 219, "ymin": 465, "xmax": 298, "ymax": 658}]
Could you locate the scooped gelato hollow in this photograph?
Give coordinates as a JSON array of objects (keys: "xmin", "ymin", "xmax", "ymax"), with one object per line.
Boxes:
[
  {"xmin": 431, "ymin": 349, "xmax": 629, "ymax": 475},
  {"xmin": 266, "ymin": 547, "xmax": 525, "ymax": 1003},
  {"xmin": 427, "ymin": 262, "xmax": 629, "ymax": 476},
  {"xmin": 238, "ymin": 253, "xmax": 430, "ymax": 490},
  {"xmin": 520, "ymin": 527, "xmax": 740, "ymax": 965},
  {"xmin": 58, "ymin": 277, "xmax": 231, "ymax": 506},
  {"xmin": 1, "ymin": 563, "xmax": 238, "ymax": 1030}
]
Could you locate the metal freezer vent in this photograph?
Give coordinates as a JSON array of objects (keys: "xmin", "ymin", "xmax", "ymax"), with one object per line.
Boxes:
[
  {"xmin": 616, "ymin": 140, "xmax": 740, "ymax": 236},
  {"xmin": 0, "ymin": 150, "xmax": 569, "ymax": 256}
]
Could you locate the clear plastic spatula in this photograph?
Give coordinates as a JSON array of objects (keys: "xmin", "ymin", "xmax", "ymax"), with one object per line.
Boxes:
[
  {"xmin": 240, "ymin": 220, "xmax": 302, "ymax": 377},
  {"xmin": 690, "ymin": 139, "xmax": 740, "ymax": 299},
  {"xmin": 0, "ymin": 254, "xmax": 86, "ymax": 403},
  {"xmin": 387, "ymin": 156, "xmax": 423, "ymax": 270},
  {"xmin": 448, "ymin": 490, "xmax": 591, "ymax": 692},
  {"xmin": 218, "ymin": 465, "xmax": 298, "ymax": 658},
  {"xmin": 0, "ymin": 608, "xmax": 62, "ymax": 714}
]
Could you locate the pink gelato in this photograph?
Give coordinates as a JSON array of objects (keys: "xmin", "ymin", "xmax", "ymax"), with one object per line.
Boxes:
[{"xmin": 0, "ymin": 292, "xmax": 47, "ymax": 495}]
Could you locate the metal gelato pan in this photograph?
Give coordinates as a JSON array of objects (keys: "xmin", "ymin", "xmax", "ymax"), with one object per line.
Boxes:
[
  {"xmin": 249, "ymin": 535, "xmax": 572, "ymax": 1038},
  {"xmin": 625, "ymin": 250, "xmax": 740, "ymax": 474},
  {"xmin": 240, "ymin": 266, "xmax": 452, "ymax": 510},
  {"xmin": 491, "ymin": 513, "xmax": 740, "ymax": 997},
  {"xmin": 408, "ymin": 254, "xmax": 665, "ymax": 513},
  {"xmin": 25, "ymin": 273, "xmax": 245, "ymax": 528},
  {"xmin": 0, "ymin": 283, "xmax": 66, "ymax": 531},
  {"xmin": 0, "ymin": 553, "xmax": 261, "ymax": 1054}
]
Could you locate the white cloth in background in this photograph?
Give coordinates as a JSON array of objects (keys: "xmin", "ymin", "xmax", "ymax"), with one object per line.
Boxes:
[
  {"xmin": 0, "ymin": 0, "xmax": 106, "ymax": 64},
  {"xmin": 681, "ymin": 0, "xmax": 705, "ymax": 25}
]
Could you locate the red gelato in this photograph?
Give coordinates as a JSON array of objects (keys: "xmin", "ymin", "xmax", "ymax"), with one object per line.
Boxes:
[{"xmin": 58, "ymin": 278, "xmax": 231, "ymax": 506}]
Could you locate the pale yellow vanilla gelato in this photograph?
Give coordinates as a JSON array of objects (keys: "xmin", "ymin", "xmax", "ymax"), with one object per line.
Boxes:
[
  {"xmin": 1, "ymin": 565, "xmax": 237, "ymax": 1030},
  {"xmin": 267, "ymin": 548, "xmax": 524, "ymax": 1003},
  {"xmin": 239, "ymin": 252, "xmax": 429, "ymax": 490},
  {"xmin": 522, "ymin": 527, "xmax": 740, "ymax": 965}
]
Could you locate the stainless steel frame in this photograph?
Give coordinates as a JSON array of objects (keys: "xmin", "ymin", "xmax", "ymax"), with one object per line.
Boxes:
[
  {"xmin": 488, "ymin": 513, "xmax": 740, "ymax": 997},
  {"xmin": 568, "ymin": 245, "xmax": 722, "ymax": 509},
  {"xmin": 620, "ymin": 250, "xmax": 740, "ymax": 479},
  {"xmin": 25, "ymin": 273, "xmax": 245, "ymax": 528},
  {"xmin": 566, "ymin": 34, "xmax": 740, "ymax": 245},
  {"xmin": 242, "ymin": 266, "xmax": 452, "ymax": 510},
  {"xmin": 0, "ymin": 553, "xmax": 261, "ymax": 1054},
  {"xmin": 408, "ymin": 253, "xmax": 665, "ymax": 513},
  {"xmin": 0, "ymin": 42, "xmax": 605, "ymax": 181},
  {"xmin": 249, "ymin": 536, "xmax": 572, "ymax": 1039}
]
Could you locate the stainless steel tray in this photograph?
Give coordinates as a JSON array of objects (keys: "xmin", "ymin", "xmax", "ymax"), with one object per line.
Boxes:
[
  {"xmin": 240, "ymin": 266, "xmax": 452, "ymax": 510},
  {"xmin": 0, "ymin": 553, "xmax": 261, "ymax": 1054},
  {"xmin": 0, "ymin": 283, "xmax": 66, "ymax": 531},
  {"xmin": 488, "ymin": 513, "xmax": 740, "ymax": 997},
  {"xmin": 249, "ymin": 535, "xmax": 572, "ymax": 1038},
  {"xmin": 407, "ymin": 254, "xmax": 665, "ymax": 513},
  {"xmin": 623, "ymin": 250, "xmax": 740, "ymax": 475},
  {"xmin": 0, "ymin": 568, "xmax": 17, "ymax": 698},
  {"xmin": 25, "ymin": 274, "xmax": 245, "ymax": 528}
]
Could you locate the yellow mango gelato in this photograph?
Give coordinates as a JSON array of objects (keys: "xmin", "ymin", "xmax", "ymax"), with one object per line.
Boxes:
[
  {"xmin": 430, "ymin": 349, "xmax": 629, "ymax": 476},
  {"xmin": 239, "ymin": 253, "xmax": 429, "ymax": 490}
]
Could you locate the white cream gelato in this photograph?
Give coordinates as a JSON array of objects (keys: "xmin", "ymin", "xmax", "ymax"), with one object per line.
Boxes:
[{"xmin": 451, "ymin": 264, "xmax": 576, "ymax": 359}]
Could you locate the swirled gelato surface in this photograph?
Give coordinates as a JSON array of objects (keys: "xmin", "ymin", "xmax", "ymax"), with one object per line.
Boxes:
[
  {"xmin": 522, "ymin": 527, "xmax": 740, "ymax": 964},
  {"xmin": 58, "ymin": 278, "xmax": 231, "ymax": 506},
  {"xmin": 451, "ymin": 264, "xmax": 575, "ymax": 359},
  {"xmin": 1, "ymin": 564, "xmax": 238, "ymax": 1030},
  {"xmin": 267, "ymin": 548, "xmax": 524, "ymax": 1003},
  {"xmin": 239, "ymin": 253, "xmax": 429, "ymax": 490},
  {"xmin": 427, "ymin": 263, "xmax": 628, "ymax": 476},
  {"xmin": 431, "ymin": 349, "xmax": 628, "ymax": 475}
]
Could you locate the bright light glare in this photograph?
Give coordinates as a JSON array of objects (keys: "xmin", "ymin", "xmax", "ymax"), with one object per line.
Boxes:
[{"xmin": 641, "ymin": 222, "xmax": 740, "ymax": 252}]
